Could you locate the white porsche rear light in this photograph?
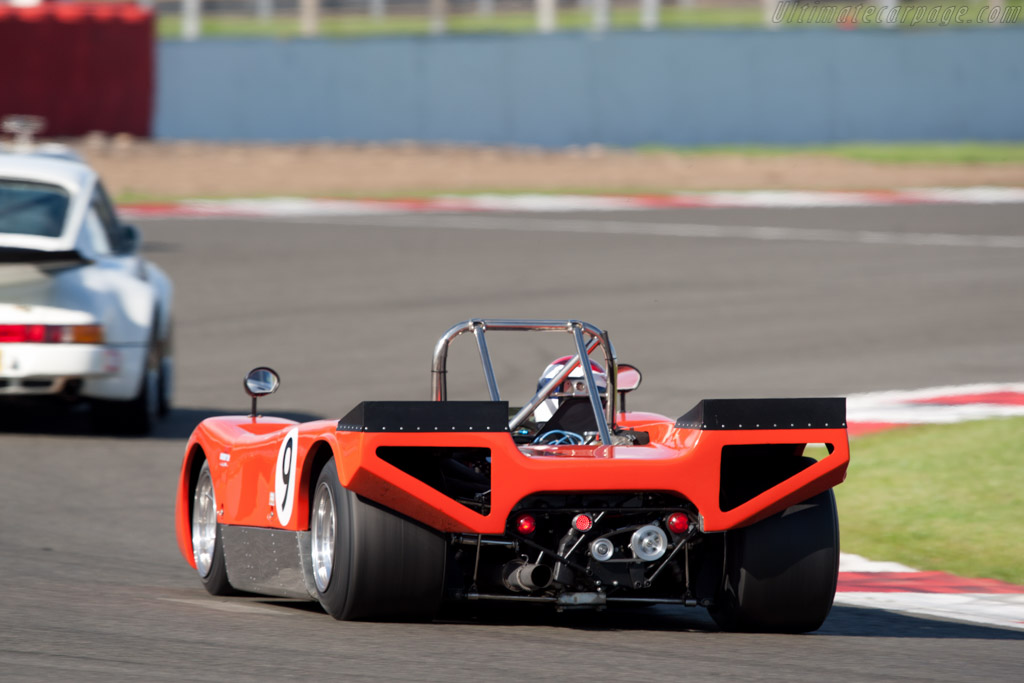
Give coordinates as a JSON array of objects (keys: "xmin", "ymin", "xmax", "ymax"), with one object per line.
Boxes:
[
  {"xmin": 0, "ymin": 324, "xmax": 104, "ymax": 344},
  {"xmin": 68, "ymin": 325, "xmax": 104, "ymax": 344}
]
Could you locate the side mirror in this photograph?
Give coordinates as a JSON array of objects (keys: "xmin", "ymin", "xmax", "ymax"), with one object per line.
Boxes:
[
  {"xmin": 120, "ymin": 224, "xmax": 141, "ymax": 254},
  {"xmin": 244, "ymin": 366, "xmax": 280, "ymax": 417},
  {"xmin": 617, "ymin": 364, "xmax": 642, "ymax": 393},
  {"xmin": 616, "ymin": 364, "xmax": 641, "ymax": 413}
]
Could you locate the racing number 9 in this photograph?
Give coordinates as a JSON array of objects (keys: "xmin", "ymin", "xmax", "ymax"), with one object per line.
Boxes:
[
  {"xmin": 280, "ymin": 440, "xmax": 292, "ymax": 510},
  {"xmin": 275, "ymin": 428, "xmax": 299, "ymax": 525}
]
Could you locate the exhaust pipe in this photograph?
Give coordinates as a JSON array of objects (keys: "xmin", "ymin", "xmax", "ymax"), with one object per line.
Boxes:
[{"xmin": 502, "ymin": 560, "xmax": 553, "ymax": 592}]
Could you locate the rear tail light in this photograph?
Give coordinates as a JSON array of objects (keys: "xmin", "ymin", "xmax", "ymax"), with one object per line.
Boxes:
[
  {"xmin": 0, "ymin": 324, "xmax": 104, "ymax": 344},
  {"xmin": 666, "ymin": 512, "xmax": 690, "ymax": 534},
  {"xmin": 516, "ymin": 514, "xmax": 537, "ymax": 535},
  {"xmin": 572, "ymin": 513, "xmax": 594, "ymax": 532}
]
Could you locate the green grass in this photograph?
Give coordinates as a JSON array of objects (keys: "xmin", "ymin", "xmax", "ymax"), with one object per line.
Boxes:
[
  {"xmin": 157, "ymin": 8, "xmax": 763, "ymax": 40},
  {"xmin": 157, "ymin": 2, "xmax": 1023, "ymax": 39},
  {"xmin": 833, "ymin": 417, "xmax": 1024, "ymax": 585},
  {"xmin": 823, "ymin": 142, "xmax": 1024, "ymax": 164},
  {"xmin": 640, "ymin": 142, "xmax": 1024, "ymax": 164}
]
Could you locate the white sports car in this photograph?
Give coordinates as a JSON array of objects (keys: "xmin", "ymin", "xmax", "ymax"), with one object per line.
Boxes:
[{"xmin": 0, "ymin": 142, "xmax": 173, "ymax": 434}]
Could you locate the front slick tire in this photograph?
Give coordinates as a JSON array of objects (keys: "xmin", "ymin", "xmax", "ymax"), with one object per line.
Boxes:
[
  {"xmin": 709, "ymin": 490, "xmax": 839, "ymax": 634},
  {"xmin": 192, "ymin": 461, "xmax": 234, "ymax": 596},
  {"xmin": 310, "ymin": 458, "xmax": 445, "ymax": 621}
]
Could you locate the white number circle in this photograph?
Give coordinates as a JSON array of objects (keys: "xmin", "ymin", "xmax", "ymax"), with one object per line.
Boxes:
[{"xmin": 275, "ymin": 427, "xmax": 299, "ymax": 525}]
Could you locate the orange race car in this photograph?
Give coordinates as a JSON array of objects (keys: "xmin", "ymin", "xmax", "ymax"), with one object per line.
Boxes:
[{"xmin": 175, "ymin": 319, "xmax": 849, "ymax": 632}]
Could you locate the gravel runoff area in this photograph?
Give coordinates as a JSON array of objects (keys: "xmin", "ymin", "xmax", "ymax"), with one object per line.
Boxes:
[{"xmin": 69, "ymin": 136, "xmax": 1024, "ymax": 200}]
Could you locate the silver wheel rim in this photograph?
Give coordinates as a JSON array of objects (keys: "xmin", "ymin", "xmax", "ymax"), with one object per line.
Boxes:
[
  {"xmin": 192, "ymin": 466, "xmax": 217, "ymax": 578},
  {"xmin": 311, "ymin": 481, "xmax": 336, "ymax": 593}
]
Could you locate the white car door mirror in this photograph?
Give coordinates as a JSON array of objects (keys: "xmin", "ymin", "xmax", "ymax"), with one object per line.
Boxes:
[{"xmin": 120, "ymin": 224, "xmax": 141, "ymax": 254}]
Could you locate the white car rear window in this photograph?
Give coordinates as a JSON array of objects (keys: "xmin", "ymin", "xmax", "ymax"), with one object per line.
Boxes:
[{"xmin": 0, "ymin": 179, "xmax": 70, "ymax": 237}]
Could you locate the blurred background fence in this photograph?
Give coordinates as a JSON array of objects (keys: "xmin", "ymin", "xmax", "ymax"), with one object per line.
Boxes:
[
  {"xmin": 148, "ymin": 0, "xmax": 1021, "ymax": 39},
  {"xmin": 154, "ymin": 28, "xmax": 1024, "ymax": 144},
  {"xmin": 1, "ymin": 1, "xmax": 1023, "ymax": 143}
]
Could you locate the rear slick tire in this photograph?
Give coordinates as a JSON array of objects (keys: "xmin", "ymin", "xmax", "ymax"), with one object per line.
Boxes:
[
  {"xmin": 709, "ymin": 489, "xmax": 840, "ymax": 634},
  {"xmin": 310, "ymin": 458, "xmax": 445, "ymax": 621}
]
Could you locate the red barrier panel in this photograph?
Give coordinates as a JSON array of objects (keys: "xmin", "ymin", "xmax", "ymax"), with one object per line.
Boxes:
[{"xmin": 0, "ymin": 4, "xmax": 154, "ymax": 137}]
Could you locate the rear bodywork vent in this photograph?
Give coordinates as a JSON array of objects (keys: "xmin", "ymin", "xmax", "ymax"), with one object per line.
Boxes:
[
  {"xmin": 719, "ymin": 443, "xmax": 834, "ymax": 512},
  {"xmin": 376, "ymin": 446, "xmax": 492, "ymax": 514}
]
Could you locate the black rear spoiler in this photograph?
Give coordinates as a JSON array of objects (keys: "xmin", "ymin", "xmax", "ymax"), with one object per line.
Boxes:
[
  {"xmin": 0, "ymin": 247, "xmax": 91, "ymax": 269},
  {"xmin": 338, "ymin": 401, "xmax": 510, "ymax": 433},
  {"xmin": 675, "ymin": 398, "xmax": 846, "ymax": 431}
]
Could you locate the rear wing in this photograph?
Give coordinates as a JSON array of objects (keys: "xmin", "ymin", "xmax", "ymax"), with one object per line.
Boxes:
[
  {"xmin": 338, "ymin": 401, "xmax": 509, "ymax": 433},
  {"xmin": 676, "ymin": 398, "xmax": 846, "ymax": 431},
  {"xmin": 0, "ymin": 246, "xmax": 90, "ymax": 268}
]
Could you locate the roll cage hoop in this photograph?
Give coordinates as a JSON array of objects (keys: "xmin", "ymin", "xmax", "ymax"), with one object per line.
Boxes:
[{"xmin": 431, "ymin": 319, "xmax": 618, "ymax": 445}]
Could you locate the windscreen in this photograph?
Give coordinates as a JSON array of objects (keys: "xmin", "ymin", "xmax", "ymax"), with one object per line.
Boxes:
[{"xmin": 0, "ymin": 179, "xmax": 71, "ymax": 237}]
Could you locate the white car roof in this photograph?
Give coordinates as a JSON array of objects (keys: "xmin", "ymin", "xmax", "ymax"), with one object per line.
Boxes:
[
  {"xmin": 0, "ymin": 149, "xmax": 100, "ymax": 253},
  {"xmin": 0, "ymin": 151, "xmax": 96, "ymax": 195}
]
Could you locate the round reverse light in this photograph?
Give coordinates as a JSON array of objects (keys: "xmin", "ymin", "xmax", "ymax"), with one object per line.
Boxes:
[
  {"xmin": 572, "ymin": 513, "xmax": 594, "ymax": 532},
  {"xmin": 516, "ymin": 514, "xmax": 537, "ymax": 535},
  {"xmin": 630, "ymin": 525, "xmax": 668, "ymax": 562},
  {"xmin": 666, "ymin": 512, "xmax": 689, "ymax": 535},
  {"xmin": 590, "ymin": 538, "xmax": 614, "ymax": 562}
]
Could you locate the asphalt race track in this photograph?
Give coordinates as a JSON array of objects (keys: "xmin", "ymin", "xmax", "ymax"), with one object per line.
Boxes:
[{"xmin": 2, "ymin": 203, "xmax": 1022, "ymax": 681}]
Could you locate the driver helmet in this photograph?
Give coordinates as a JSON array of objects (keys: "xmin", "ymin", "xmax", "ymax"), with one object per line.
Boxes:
[{"xmin": 534, "ymin": 356, "xmax": 608, "ymax": 423}]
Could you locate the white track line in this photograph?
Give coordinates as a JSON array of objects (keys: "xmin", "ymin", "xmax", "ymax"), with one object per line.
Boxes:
[
  {"xmin": 840, "ymin": 553, "xmax": 917, "ymax": 573},
  {"xmin": 269, "ymin": 214, "xmax": 1024, "ymax": 249},
  {"xmin": 124, "ymin": 186, "xmax": 1024, "ymax": 218}
]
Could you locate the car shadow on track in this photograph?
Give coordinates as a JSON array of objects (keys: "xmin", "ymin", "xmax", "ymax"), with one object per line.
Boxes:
[
  {"xmin": 442, "ymin": 603, "xmax": 721, "ymax": 633},
  {"xmin": 436, "ymin": 604, "xmax": 1024, "ymax": 639},
  {"xmin": 818, "ymin": 606, "xmax": 1024, "ymax": 640},
  {"xmin": 0, "ymin": 404, "xmax": 327, "ymax": 440},
  {"xmin": 249, "ymin": 599, "xmax": 1024, "ymax": 640}
]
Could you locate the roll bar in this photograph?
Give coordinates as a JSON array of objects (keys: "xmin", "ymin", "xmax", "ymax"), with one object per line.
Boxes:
[{"xmin": 431, "ymin": 319, "xmax": 618, "ymax": 445}]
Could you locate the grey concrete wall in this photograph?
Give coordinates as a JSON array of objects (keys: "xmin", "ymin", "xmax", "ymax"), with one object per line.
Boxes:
[{"xmin": 154, "ymin": 30, "xmax": 1024, "ymax": 145}]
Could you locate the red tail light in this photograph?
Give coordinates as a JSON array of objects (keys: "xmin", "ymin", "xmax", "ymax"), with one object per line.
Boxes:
[
  {"xmin": 666, "ymin": 512, "xmax": 689, "ymax": 534},
  {"xmin": 0, "ymin": 324, "xmax": 104, "ymax": 344},
  {"xmin": 573, "ymin": 513, "xmax": 594, "ymax": 532},
  {"xmin": 516, "ymin": 514, "xmax": 536, "ymax": 535}
]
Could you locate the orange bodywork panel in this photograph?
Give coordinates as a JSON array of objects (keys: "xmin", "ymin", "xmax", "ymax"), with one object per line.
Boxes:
[{"xmin": 175, "ymin": 409, "xmax": 849, "ymax": 568}]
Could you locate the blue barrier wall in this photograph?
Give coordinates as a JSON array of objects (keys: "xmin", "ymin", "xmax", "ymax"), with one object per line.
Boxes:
[{"xmin": 154, "ymin": 30, "xmax": 1024, "ymax": 145}]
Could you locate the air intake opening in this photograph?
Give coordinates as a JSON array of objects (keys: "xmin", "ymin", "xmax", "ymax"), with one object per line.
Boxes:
[
  {"xmin": 376, "ymin": 446, "xmax": 491, "ymax": 514},
  {"xmin": 719, "ymin": 443, "xmax": 832, "ymax": 512}
]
